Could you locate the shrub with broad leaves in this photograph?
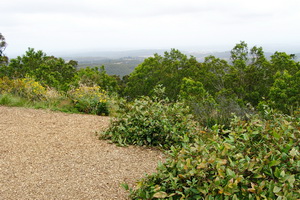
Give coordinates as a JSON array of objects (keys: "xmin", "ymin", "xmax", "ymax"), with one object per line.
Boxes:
[
  {"xmin": 68, "ymin": 85, "xmax": 109, "ymax": 115},
  {"xmin": 100, "ymin": 93, "xmax": 198, "ymax": 149},
  {"xmin": 127, "ymin": 112, "xmax": 300, "ymax": 199}
]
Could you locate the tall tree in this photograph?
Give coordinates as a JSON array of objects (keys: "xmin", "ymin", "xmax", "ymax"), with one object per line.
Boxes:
[
  {"xmin": 0, "ymin": 33, "xmax": 8, "ymax": 64},
  {"xmin": 75, "ymin": 66, "xmax": 119, "ymax": 92},
  {"xmin": 230, "ymin": 41, "xmax": 248, "ymax": 70},
  {"xmin": 125, "ymin": 49, "xmax": 199, "ymax": 100},
  {"xmin": 225, "ymin": 41, "xmax": 250, "ymax": 101},
  {"xmin": 243, "ymin": 46, "xmax": 271, "ymax": 106},
  {"xmin": 270, "ymin": 52, "xmax": 299, "ymax": 75},
  {"xmin": 200, "ymin": 55, "xmax": 230, "ymax": 96},
  {"xmin": 269, "ymin": 70, "xmax": 300, "ymax": 114},
  {"xmin": 0, "ymin": 48, "xmax": 77, "ymax": 91}
]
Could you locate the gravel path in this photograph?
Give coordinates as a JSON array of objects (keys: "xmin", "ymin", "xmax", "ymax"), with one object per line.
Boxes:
[{"xmin": 0, "ymin": 106, "xmax": 164, "ymax": 200}]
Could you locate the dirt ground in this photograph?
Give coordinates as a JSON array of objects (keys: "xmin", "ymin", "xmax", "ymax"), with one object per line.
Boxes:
[{"xmin": 0, "ymin": 106, "xmax": 164, "ymax": 200}]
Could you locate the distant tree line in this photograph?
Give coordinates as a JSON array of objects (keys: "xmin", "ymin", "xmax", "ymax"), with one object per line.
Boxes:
[{"xmin": 124, "ymin": 41, "xmax": 299, "ymax": 117}]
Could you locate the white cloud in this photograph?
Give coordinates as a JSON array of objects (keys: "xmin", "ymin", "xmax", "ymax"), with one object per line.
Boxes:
[{"xmin": 1, "ymin": 0, "xmax": 300, "ymax": 56}]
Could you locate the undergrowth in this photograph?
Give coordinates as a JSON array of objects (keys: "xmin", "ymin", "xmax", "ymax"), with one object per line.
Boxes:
[
  {"xmin": 125, "ymin": 111, "xmax": 300, "ymax": 199},
  {"xmin": 0, "ymin": 77, "xmax": 110, "ymax": 115}
]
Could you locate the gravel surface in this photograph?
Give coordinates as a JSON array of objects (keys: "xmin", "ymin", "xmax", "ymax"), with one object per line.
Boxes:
[{"xmin": 0, "ymin": 106, "xmax": 164, "ymax": 200}]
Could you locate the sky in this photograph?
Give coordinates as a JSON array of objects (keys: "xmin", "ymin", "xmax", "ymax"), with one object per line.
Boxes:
[{"xmin": 1, "ymin": 0, "xmax": 300, "ymax": 57}]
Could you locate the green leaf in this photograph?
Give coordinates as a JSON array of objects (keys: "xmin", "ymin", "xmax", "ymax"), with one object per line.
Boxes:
[
  {"xmin": 121, "ymin": 183, "xmax": 129, "ymax": 190},
  {"xmin": 226, "ymin": 168, "xmax": 236, "ymax": 177},
  {"xmin": 232, "ymin": 194, "xmax": 239, "ymax": 200},
  {"xmin": 253, "ymin": 174, "xmax": 263, "ymax": 178},
  {"xmin": 272, "ymin": 131, "xmax": 281, "ymax": 140},
  {"xmin": 290, "ymin": 148, "xmax": 298, "ymax": 157},
  {"xmin": 153, "ymin": 191, "xmax": 168, "ymax": 199},
  {"xmin": 190, "ymin": 188, "xmax": 200, "ymax": 194},
  {"xmin": 273, "ymin": 186, "xmax": 281, "ymax": 193},
  {"xmin": 147, "ymin": 137, "xmax": 152, "ymax": 143},
  {"xmin": 274, "ymin": 167, "xmax": 281, "ymax": 178},
  {"xmin": 269, "ymin": 160, "xmax": 280, "ymax": 167},
  {"xmin": 286, "ymin": 175, "xmax": 295, "ymax": 186}
]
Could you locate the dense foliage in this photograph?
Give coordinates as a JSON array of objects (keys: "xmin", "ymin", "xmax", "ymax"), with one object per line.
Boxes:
[
  {"xmin": 124, "ymin": 42, "xmax": 300, "ymax": 122},
  {"xmin": 0, "ymin": 48, "xmax": 77, "ymax": 91},
  {"xmin": 75, "ymin": 66, "xmax": 120, "ymax": 93},
  {"xmin": 126, "ymin": 111, "xmax": 300, "ymax": 199},
  {"xmin": 0, "ymin": 76, "xmax": 47, "ymax": 101},
  {"xmin": 125, "ymin": 49, "xmax": 199, "ymax": 100},
  {"xmin": 68, "ymin": 85, "xmax": 109, "ymax": 115},
  {"xmin": 100, "ymin": 86, "xmax": 197, "ymax": 149}
]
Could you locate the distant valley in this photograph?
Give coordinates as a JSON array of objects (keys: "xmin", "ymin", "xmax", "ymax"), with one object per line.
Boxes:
[{"xmin": 62, "ymin": 49, "xmax": 300, "ymax": 77}]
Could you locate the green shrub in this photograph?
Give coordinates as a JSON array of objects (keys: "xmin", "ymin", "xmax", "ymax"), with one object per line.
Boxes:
[
  {"xmin": 68, "ymin": 85, "xmax": 109, "ymax": 115},
  {"xmin": 0, "ymin": 93, "xmax": 13, "ymax": 105},
  {"xmin": 100, "ymin": 95, "xmax": 197, "ymax": 149},
  {"xmin": 19, "ymin": 77, "xmax": 47, "ymax": 101},
  {"xmin": 127, "ymin": 113, "xmax": 300, "ymax": 199},
  {"xmin": 0, "ymin": 76, "xmax": 14, "ymax": 94},
  {"xmin": 0, "ymin": 76, "xmax": 46, "ymax": 101},
  {"xmin": 0, "ymin": 93, "xmax": 30, "ymax": 107}
]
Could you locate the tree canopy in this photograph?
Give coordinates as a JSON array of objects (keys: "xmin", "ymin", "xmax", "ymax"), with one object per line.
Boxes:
[
  {"xmin": 124, "ymin": 42, "xmax": 300, "ymax": 114},
  {"xmin": 0, "ymin": 33, "xmax": 8, "ymax": 64}
]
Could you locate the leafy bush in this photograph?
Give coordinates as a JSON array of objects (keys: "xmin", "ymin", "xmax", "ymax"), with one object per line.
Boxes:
[
  {"xmin": 0, "ymin": 93, "xmax": 30, "ymax": 107},
  {"xmin": 19, "ymin": 77, "xmax": 47, "ymax": 101},
  {"xmin": 75, "ymin": 66, "xmax": 120, "ymax": 93},
  {"xmin": 100, "ymin": 94, "xmax": 197, "ymax": 149},
  {"xmin": 0, "ymin": 76, "xmax": 14, "ymax": 94},
  {"xmin": 179, "ymin": 77, "xmax": 219, "ymax": 127},
  {"xmin": 127, "ymin": 113, "xmax": 300, "ymax": 199},
  {"xmin": 0, "ymin": 93, "xmax": 14, "ymax": 105},
  {"xmin": 0, "ymin": 76, "xmax": 46, "ymax": 101},
  {"xmin": 68, "ymin": 85, "xmax": 109, "ymax": 115}
]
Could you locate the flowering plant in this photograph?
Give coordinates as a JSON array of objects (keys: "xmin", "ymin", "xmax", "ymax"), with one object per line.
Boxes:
[{"xmin": 68, "ymin": 85, "xmax": 109, "ymax": 115}]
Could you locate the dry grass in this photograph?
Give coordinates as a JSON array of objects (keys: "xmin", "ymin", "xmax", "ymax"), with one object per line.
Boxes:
[{"xmin": 0, "ymin": 106, "xmax": 164, "ymax": 200}]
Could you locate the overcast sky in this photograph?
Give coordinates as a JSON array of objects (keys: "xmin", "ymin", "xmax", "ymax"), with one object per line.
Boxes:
[{"xmin": 1, "ymin": 0, "xmax": 300, "ymax": 57}]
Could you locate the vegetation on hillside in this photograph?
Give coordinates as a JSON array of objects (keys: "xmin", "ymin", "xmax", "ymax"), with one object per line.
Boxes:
[
  {"xmin": 1, "ymin": 33, "xmax": 299, "ymax": 199},
  {"xmin": 100, "ymin": 85, "xmax": 198, "ymax": 149},
  {"xmin": 126, "ymin": 111, "xmax": 300, "ymax": 199}
]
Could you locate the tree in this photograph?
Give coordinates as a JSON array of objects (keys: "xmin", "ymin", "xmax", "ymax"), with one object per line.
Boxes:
[
  {"xmin": 226, "ymin": 43, "xmax": 274, "ymax": 106},
  {"xmin": 230, "ymin": 41, "xmax": 248, "ymax": 69},
  {"xmin": 180, "ymin": 77, "xmax": 217, "ymax": 126},
  {"xmin": 125, "ymin": 49, "xmax": 199, "ymax": 100},
  {"xmin": 270, "ymin": 52, "xmax": 299, "ymax": 75},
  {"xmin": 125, "ymin": 53, "xmax": 164, "ymax": 99},
  {"xmin": 225, "ymin": 41, "xmax": 250, "ymax": 101},
  {"xmin": 200, "ymin": 55, "xmax": 230, "ymax": 96},
  {"xmin": 0, "ymin": 48, "xmax": 77, "ymax": 91},
  {"xmin": 75, "ymin": 66, "xmax": 119, "ymax": 92},
  {"xmin": 269, "ymin": 70, "xmax": 300, "ymax": 114},
  {"xmin": 243, "ymin": 46, "xmax": 271, "ymax": 106},
  {"xmin": 0, "ymin": 33, "xmax": 8, "ymax": 64}
]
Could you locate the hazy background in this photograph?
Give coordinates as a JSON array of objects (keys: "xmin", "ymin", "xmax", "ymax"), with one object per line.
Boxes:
[{"xmin": 1, "ymin": 0, "xmax": 300, "ymax": 57}]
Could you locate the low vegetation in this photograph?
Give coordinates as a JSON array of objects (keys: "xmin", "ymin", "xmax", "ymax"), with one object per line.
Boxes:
[
  {"xmin": 0, "ymin": 76, "xmax": 110, "ymax": 115},
  {"xmin": 125, "ymin": 111, "xmax": 300, "ymax": 199},
  {"xmin": 1, "ymin": 32, "xmax": 299, "ymax": 199}
]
